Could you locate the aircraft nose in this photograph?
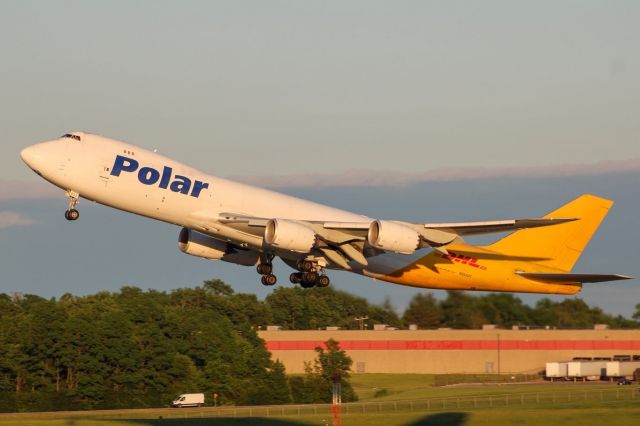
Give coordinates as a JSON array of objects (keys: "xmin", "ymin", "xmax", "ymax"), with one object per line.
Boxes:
[
  {"xmin": 21, "ymin": 145, "xmax": 42, "ymax": 169},
  {"xmin": 20, "ymin": 143, "xmax": 49, "ymax": 174}
]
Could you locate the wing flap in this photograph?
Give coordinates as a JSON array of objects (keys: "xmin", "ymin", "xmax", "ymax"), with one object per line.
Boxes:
[{"xmin": 516, "ymin": 272, "xmax": 632, "ymax": 284}]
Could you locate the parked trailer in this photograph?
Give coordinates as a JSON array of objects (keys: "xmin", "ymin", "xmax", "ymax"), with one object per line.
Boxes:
[
  {"xmin": 545, "ymin": 362, "xmax": 568, "ymax": 380},
  {"xmin": 567, "ymin": 361, "xmax": 607, "ymax": 381},
  {"xmin": 606, "ymin": 361, "xmax": 640, "ymax": 379}
]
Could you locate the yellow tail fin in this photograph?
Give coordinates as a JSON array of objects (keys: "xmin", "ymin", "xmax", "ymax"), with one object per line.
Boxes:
[{"xmin": 486, "ymin": 194, "xmax": 613, "ymax": 272}]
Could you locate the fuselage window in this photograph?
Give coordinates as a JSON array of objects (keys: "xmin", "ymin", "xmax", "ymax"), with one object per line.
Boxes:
[{"xmin": 61, "ymin": 134, "xmax": 81, "ymax": 141}]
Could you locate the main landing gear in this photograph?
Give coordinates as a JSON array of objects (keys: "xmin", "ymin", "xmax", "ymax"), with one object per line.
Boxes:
[
  {"xmin": 64, "ymin": 190, "xmax": 80, "ymax": 221},
  {"xmin": 257, "ymin": 255, "xmax": 277, "ymax": 286},
  {"xmin": 257, "ymin": 256, "xmax": 331, "ymax": 288},
  {"xmin": 289, "ymin": 260, "xmax": 330, "ymax": 288}
]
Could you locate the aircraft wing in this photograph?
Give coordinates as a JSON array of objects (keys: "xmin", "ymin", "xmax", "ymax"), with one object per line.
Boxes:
[
  {"xmin": 219, "ymin": 214, "xmax": 575, "ymax": 237},
  {"xmin": 421, "ymin": 217, "xmax": 576, "ymax": 236},
  {"xmin": 216, "ymin": 213, "xmax": 576, "ymax": 267}
]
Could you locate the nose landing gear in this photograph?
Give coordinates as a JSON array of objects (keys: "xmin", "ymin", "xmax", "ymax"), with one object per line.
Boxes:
[{"xmin": 64, "ymin": 190, "xmax": 80, "ymax": 221}]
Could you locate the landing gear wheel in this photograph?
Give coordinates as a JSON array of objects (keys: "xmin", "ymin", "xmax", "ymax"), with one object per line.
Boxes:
[
  {"xmin": 299, "ymin": 260, "xmax": 314, "ymax": 272},
  {"xmin": 64, "ymin": 190, "xmax": 80, "ymax": 221},
  {"xmin": 317, "ymin": 275, "xmax": 330, "ymax": 287},
  {"xmin": 65, "ymin": 209, "xmax": 79, "ymax": 221},
  {"xmin": 303, "ymin": 271, "xmax": 318, "ymax": 283},
  {"xmin": 257, "ymin": 263, "xmax": 273, "ymax": 275},
  {"xmin": 300, "ymin": 271, "xmax": 319, "ymax": 288},
  {"xmin": 261, "ymin": 274, "xmax": 277, "ymax": 286},
  {"xmin": 300, "ymin": 279, "xmax": 316, "ymax": 289},
  {"xmin": 289, "ymin": 272, "xmax": 302, "ymax": 284}
]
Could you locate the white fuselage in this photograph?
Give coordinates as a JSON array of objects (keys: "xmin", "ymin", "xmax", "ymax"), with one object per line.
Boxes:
[
  {"xmin": 21, "ymin": 133, "xmax": 408, "ymax": 275},
  {"xmin": 24, "ymin": 133, "xmax": 368, "ymax": 223}
]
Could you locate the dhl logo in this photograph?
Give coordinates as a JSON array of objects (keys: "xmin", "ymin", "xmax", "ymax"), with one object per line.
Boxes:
[{"xmin": 439, "ymin": 251, "xmax": 487, "ymax": 270}]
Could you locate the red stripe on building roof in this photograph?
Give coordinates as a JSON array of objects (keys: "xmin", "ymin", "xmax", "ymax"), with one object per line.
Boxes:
[{"xmin": 264, "ymin": 340, "xmax": 640, "ymax": 351}]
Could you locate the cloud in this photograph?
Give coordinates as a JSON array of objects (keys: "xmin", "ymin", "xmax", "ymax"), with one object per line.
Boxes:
[
  {"xmin": 234, "ymin": 158, "xmax": 640, "ymax": 188},
  {"xmin": 0, "ymin": 181, "xmax": 59, "ymax": 201},
  {"xmin": 0, "ymin": 211, "xmax": 36, "ymax": 229},
  {"xmin": 2, "ymin": 158, "xmax": 639, "ymax": 196}
]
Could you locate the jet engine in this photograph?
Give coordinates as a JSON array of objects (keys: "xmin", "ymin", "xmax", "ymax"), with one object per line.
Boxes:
[
  {"xmin": 264, "ymin": 219, "xmax": 317, "ymax": 253},
  {"xmin": 367, "ymin": 220, "xmax": 420, "ymax": 254},
  {"xmin": 178, "ymin": 228, "xmax": 259, "ymax": 266}
]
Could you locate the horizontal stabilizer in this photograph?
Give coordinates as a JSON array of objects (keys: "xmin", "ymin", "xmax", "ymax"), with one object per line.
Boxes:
[{"xmin": 516, "ymin": 272, "xmax": 632, "ymax": 284}]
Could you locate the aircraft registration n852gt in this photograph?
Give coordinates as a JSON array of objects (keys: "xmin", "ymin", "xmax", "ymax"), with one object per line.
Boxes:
[{"xmin": 21, "ymin": 132, "xmax": 631, "ymax": 293}]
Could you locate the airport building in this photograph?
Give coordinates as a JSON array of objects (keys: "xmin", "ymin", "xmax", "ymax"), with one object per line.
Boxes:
[{"xmin": 258, "ymin": 326, "xmax": 640, "ymax": 374}]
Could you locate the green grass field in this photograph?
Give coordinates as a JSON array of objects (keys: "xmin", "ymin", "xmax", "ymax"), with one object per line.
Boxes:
[
  {"xmin": 350, "ymin": 373, "xmax": 628, "ymax": 401},
  {"xmin": 1, "ymin": 375, "xmax": 639, "ymax": 426},
  {"xmin": 2, "ymin": 403, "xmax": 640, "ymax": 426}
]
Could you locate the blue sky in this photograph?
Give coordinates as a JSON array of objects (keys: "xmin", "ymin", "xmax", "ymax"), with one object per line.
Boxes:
[
  {"xmin": 1, "ymin": 1, "xmax": 639, "ymax": 316},
  {"xmin": 2, "ymin": 1, "xmax": 639, "ymax": 179}
]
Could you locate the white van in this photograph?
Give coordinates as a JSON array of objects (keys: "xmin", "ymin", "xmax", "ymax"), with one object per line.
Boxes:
[{"xmin": 171, "ymin": 393, "xmax": 205, "ymax": 408}]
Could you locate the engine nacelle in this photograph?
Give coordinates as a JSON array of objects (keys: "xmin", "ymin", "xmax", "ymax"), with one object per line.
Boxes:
[
  {"xmin": 264, "ymin": 219, "xmax": 317, "ymax": 253},
  {"xmin": 367, "ymin": 220, "xmax": 420, "ymax": 254},
  {"xmin": 178, "ymin": 228, "xmax": 259, "ymax": 266}
]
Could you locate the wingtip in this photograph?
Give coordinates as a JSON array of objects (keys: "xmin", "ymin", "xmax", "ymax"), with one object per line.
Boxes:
[
  {"xmin": 547, "ymin": 217, "xmax": 579, "ymax": 224},
  {"xmin": 615, "ymin": 274, "xmax": 634, "ymax": 280}
]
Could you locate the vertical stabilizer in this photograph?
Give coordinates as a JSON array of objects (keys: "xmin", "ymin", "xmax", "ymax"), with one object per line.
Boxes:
[{"xmin": 485, "ymin": 194, "xmax": 613, "ymax": 272}]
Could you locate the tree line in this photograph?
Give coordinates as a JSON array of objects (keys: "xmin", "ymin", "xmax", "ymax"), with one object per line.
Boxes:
[
  {"xmin": 265, "ymin": 284, "xmax": 639, "ymax": 330},
  {"xmin": 401, "ymin": 291, "xmax": 639, "ymax": 329},
  {"xmin": 0, "ymin": 280, "xmax": 357, "ymax": 412},
  {"xmin": 0, "ymin": 278, "xmax": 637, "ymax": 411}
]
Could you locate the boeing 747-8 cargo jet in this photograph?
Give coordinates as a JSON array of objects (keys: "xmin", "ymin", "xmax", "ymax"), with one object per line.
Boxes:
[{"xmin": 20, "ymin": 132, "xmax": 630, "ymax": 293}]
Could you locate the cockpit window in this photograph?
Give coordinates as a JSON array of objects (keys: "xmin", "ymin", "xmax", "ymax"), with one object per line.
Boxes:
[{"xmin": 61, "ymin": 133, "xmax": 81, "ymax": 141}]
